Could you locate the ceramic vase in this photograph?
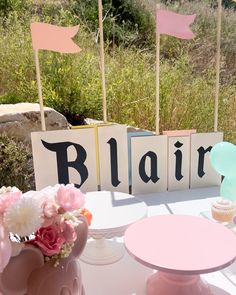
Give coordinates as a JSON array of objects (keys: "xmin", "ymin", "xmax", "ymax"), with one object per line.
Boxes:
[{"xmin": 0, "ymin": 216, "xmax": 88, "ymax": 295}]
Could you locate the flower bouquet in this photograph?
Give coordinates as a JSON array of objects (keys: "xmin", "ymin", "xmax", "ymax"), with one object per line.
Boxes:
[{"xmin": 0, "ymin": 184, "xmax": 92, "ymax": 295}]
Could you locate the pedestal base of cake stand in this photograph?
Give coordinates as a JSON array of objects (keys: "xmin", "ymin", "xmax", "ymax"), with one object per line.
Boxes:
[
  {"xmin": 80, "ymin": 238, "xmax": 125, "ymax": 265},
  {"xmin": 146, "ymin": 272, "xmax": 212, "ymax": 295}
]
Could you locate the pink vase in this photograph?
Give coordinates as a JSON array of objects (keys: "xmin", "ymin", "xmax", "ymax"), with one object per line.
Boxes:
[{"xmin": 0, "ymin": 216, "xmax": 88, "ymax": 295}]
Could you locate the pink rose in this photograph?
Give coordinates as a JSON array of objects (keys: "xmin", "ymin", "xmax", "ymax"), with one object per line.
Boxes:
[
  {"xmin": 29, "ymin": 224, "xmax": 65, "ymax": 256},
  {"xmin": 61, "ymin": 220, "xmax": 77, "ymax": 243},
  {"xmin": 55, "ymin": 184, "xmax": 85, "ymax": 211}
]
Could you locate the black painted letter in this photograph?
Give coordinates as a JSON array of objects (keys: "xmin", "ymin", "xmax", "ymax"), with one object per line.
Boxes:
[
  {"xmin": 41, "ymin": 140, "xmax": 88, "ymax": 188},
  {"xmin": 139, "ymin": 151, "xmax": 159, "ymax": 183},
  {"xmin": 174, "ymin": 141, "xmax": 184, "ymax": 181},
  {"xmin": 197, "ymin": 146, "xmax": 212, "ymax": 178},
  {"xmin": 107, "ymin": 138, "xmax": 121, "ymax": 187}
]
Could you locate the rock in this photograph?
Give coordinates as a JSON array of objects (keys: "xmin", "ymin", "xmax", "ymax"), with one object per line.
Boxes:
[{"xmin": 0, "ymin": 103, "xmax": 69, "ymax": 141}]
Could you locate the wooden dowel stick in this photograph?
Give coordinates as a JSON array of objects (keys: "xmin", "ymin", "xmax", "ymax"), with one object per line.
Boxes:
[
  {"xmin": 156, "ymin": 4, "xmax": 161, "ymax": 135},
  {"xmin": 34, "ymin": 50, "xmax": 46, "ymax": 131},
  {"xmin": 214, "ymin": 0, "xmax": 222, "ymax": 132},
  {"xmin": 98, "ymin": 0, "xmax": 107, "ymax": 123}
]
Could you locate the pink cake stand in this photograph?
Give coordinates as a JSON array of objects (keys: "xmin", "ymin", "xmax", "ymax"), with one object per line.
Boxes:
[{"xmin": 124, "ymin": 215, "xmax": 236, "ymax": 295}]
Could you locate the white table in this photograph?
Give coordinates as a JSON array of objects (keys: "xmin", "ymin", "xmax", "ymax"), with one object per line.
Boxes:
[
  {"xmin": 80, "ymin": 187, "xmax": 236, "ymax": 295},
  {"xmin": 80, "ymin": 191, "xmax": 147, "ymax": 265}
]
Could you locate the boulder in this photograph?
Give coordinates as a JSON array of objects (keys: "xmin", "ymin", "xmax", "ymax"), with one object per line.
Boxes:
[{"xmin": 0, "ymin": 103, "xmax": 69, "ymax": 141}]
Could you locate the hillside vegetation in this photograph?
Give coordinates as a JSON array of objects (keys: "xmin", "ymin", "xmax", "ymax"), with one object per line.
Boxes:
[{"xmin": 0, "ymin": 0, "xmax": 236, "ymax": 142}]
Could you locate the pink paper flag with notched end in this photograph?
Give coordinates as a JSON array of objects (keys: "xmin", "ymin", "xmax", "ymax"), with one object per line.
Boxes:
[
  {"xmin": 156, "ymin": 10, "xmax": 196, "ymax": 40},
  {"xmin": 30, "ymin": 22, "xmax": 81, "ymax": 53}
]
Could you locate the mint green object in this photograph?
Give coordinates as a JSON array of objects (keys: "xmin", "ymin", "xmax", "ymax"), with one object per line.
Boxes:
[
  {"xmin": 210, "ymin": 141, "xmax": 236, "ymax": 201},
  {"xmin": 220, "ymin": 178, "xmax": 236, "ymax": 201}
]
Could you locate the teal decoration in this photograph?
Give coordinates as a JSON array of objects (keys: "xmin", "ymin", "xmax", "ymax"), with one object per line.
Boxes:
[
  {"xmin": 210, "ymin": 141, "xmax": 236, "ymax": 178},
  {"xmin": 210, "ymin": 141, "xmax": 236, "ymax": 201},
  {"xmin": 220, "ymin": 178, "xmax": 236, "ymax": 201}
]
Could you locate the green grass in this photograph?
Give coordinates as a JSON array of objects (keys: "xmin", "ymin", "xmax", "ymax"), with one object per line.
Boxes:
[
  {"xmin": 0, "ymin": 0, "xmax": 236, "ymax": 143},
  {"xmin": 0, "ymin": 134, "xmax": 34, "ymax": 191}
]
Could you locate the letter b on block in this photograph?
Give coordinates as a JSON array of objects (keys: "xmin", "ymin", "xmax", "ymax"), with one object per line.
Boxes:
[
  {"xmin": 41, "ymin": 140, "xmax": 88, "ymax": 188},
  {"xmin": 31, "ymin": 129, "xmax": 98, "ymax": 192}
]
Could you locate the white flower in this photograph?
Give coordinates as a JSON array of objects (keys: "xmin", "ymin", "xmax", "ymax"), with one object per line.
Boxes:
[
  {"xmin": 3, "ymin": 197, "xmax": 43, "ymax": 236},
  {"xmin": 23, "ymin": 185, "xmax": 59, "ymax": 206},
  {"xmin": 0, "ymin": 186, "xmax": 20, "ymax": 194}
]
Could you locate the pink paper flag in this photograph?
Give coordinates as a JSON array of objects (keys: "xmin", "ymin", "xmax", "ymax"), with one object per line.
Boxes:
[
  {"xmin": 30, "ymin": 22, "xmax": 81, "ymax": 53},
  {"xmin": 156, "ymin": 10, "xmax": 196, "ymax": 40}
]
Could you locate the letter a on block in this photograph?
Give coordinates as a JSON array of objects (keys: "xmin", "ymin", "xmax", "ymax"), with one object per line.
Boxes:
[
  {"xmin": 190, "ymin": 132, "xmax": 223, "ymax": 188},
  {"xmin": 131, "ymin": 135, "xmax": 168, "ymax": 194},
  {"xmin": 31, "ymin": 129, "xmax": 98, "ymax": 192}
]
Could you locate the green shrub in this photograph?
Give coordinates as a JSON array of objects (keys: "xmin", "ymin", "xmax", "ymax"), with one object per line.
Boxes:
[
  {"xmin": 0, "ymin": 135, "xmax": 35, "ymax": 191},
  {"xmin": 0, "ymin": 0, "xmax": 235, "ymax": 144},
  {"xmin": 71, "ymin": 0, "xmax": 155, "ymax": 47},
  {"xmin": 0, "ymin": 0, "xmax": 30, "ymax": 17}
]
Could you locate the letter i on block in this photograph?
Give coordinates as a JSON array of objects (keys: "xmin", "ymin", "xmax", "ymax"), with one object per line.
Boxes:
[
  {"xmin": 31, "ymin": 129, "xmax": 98, "ymax": 192},
  {"xmin": 131, "ymin": 135, "xmax": 168, "ymax": 194},
  {"xmin": 190, "ymin": 132, "xmax": 223, "ymax": 188},
  {"xmin": 163, "ymin": 130, "xmax": 196, "ymax": 191},
  {"xmin": 167, "ymin": 136, "xmax": 191, "ymax": 191}
]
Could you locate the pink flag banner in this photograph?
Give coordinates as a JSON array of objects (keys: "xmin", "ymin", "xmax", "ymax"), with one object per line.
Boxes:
[
  {"xmin": 156, "ymin": 10, "xmax": 196, "ymax": 40},
  {"xmin": 30, "ymin": 22, "xmax": 81, "ymax": 53}
]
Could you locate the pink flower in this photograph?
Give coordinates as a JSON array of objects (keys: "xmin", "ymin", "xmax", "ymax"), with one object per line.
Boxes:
[
  {"xmin": 0, "ymin": 189, "xmax": 22, "ymax": 214},
  {"xmin": 29, "ymin": 224, "xmax": 65, "ymax": 256},
  {"xmin": 43, "ymin": 201, "xmax": 58, "ymax": 218},
  {"xmin": 41, "ymin": 211, "xmax": 62, "ymax": 228},
  {"xmin": 0, "ymin": 219, "xmax": 12, "ymax": 272},
  {"xmin": 61, "ymin": 220, "xmax": 77, "ymax": 243},
  {"xmin": 41, "ymin": 200, "xmax": 59, "ymax": 227},
  {"xmin": 55, "ymin": 184, "xmax": 85, "ymax": 211}
]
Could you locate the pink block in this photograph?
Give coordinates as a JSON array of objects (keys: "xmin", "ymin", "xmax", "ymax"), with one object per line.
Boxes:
[{"xmin": 163, "ymin": 129, "xmax": 196, "ymax": 137}]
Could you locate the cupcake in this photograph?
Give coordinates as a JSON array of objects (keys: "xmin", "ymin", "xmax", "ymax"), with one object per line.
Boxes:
[{"xmin": 211, "ymin": 198, "xmax": 235, "ymax": 222}]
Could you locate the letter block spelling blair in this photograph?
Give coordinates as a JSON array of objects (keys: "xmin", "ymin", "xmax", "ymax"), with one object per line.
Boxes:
[{"xmin": 31, "ymin": 127, "xmax": 223, "ymax": 194}]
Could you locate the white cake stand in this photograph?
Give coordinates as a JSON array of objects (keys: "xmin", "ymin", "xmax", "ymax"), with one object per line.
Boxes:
[{"xmin": 80, "ymin": 191, "xmax": 147, "ymax": 265}]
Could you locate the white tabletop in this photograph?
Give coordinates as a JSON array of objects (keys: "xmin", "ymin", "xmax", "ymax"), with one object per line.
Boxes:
[
  {"xmin": 80, "ymin": 186, "xmax": 236, "ymax": 295},
  {"xmin": 85, "ymin": 191, "xmax": 147, "ymax": 237}
]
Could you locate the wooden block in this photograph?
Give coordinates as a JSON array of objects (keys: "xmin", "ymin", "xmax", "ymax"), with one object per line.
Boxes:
[
  {"xmin": 190, "ymin": 132, "xmax": 223, "ymax": 188},
  {"xmin": 168, "ymin": 136, "xmax": 190, "ymax": 191},
  {"xmin": 131, "ymin": 135, "xmax": 168, "ymax": 194},
  {"xmin": 127, "ymin": 131, "xmax": 153, "ymax": 186},
  {"xmin": 98, "ymin": 125, "xmax": 129, "ymax": 193},
  {"xmin": 163, "ymin": 129, "xmax": 196, "ymax": 137},
  {"xmin": 31, "ymin": 129, "xmax": 98, "ymax": 192}
]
